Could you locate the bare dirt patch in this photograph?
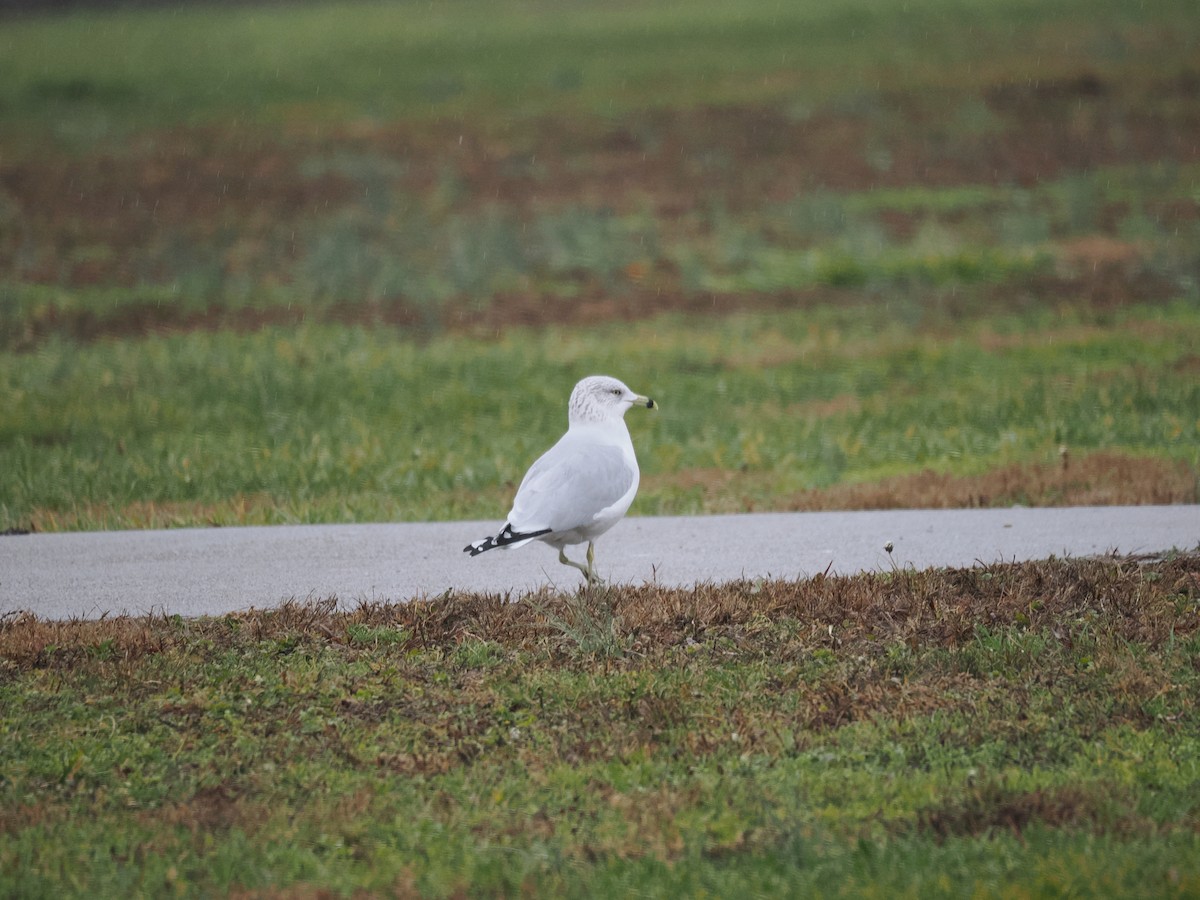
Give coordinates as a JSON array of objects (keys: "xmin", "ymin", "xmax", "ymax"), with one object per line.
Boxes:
[
  {"xmin": 644, "ymin": 452, "xmax": 1198, "ymax": 513},
  {"xmin": 786, "ymin": 452, "xmax": 1198, "ymax": 511},
  {"xmin": 915, "ymin": 781, "xmax": 1152, "ymax": 841}
]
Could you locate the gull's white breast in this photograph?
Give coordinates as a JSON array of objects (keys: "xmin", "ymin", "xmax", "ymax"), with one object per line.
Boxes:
[{"xmin": 506, "ymin": 419, "xmax": 640, "ymax": 548}]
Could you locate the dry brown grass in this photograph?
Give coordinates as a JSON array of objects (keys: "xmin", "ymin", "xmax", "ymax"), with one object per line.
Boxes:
[{"xmin": 4, "ymin": 551, "xmax": 1196, "ymax": 674}]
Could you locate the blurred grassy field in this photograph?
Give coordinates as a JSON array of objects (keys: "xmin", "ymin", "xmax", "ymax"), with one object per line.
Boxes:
[
  {"xmin": 4, "ymin": 0, "xmax": 1195, "ymax": 131},
  {"xmin": 1, "ymin": 0, "xmax": 1199, "ymax": 532},
  {"xmin": 3, "ymin": 2, "xmax": 1200, "ymax": 895}
]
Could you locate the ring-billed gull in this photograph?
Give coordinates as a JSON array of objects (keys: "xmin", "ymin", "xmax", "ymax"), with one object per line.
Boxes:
[{"xmin": 464, "ymin": 375, "xmax": 656, "ymax": 585}]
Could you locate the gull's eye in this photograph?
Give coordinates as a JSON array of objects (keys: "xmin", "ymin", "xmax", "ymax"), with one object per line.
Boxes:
[{"xmin": 611, "ymin": 388, "xmax": 622, "ymax": 396}]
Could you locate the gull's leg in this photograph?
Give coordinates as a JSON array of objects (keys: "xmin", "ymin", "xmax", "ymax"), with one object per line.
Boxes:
[
  {"xmin": 557, "ymin": 544, "xmax": 603, "ymax": 585},
  {"xmin": 557, "ymin": 547, "xmax": 591, "ymax": 578},
  {"xmin": 584, "ymin": 541, "xmax": 603, "ymax": 586}
]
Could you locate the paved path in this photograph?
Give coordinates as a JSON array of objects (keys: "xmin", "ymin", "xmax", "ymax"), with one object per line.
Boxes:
[{"xmin": 2, "ymin": 506, "xmax": 1197, "ymax": 620}]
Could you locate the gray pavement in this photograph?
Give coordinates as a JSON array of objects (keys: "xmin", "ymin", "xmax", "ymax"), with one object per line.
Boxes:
[{"xmin": 2, "ymin": 506, "xmax": 1197, "ymax": 621}]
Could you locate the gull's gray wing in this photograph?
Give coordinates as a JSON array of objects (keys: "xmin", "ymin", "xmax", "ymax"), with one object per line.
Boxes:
[{"xmin": 508, "ymin": 435, "xmax": 635, "ymax": 534}]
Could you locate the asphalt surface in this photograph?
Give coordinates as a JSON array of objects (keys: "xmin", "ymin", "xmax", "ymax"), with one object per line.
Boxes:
[{"xmin": 2, "ymin": 506, "xmax": 1197, "ymax": 620}]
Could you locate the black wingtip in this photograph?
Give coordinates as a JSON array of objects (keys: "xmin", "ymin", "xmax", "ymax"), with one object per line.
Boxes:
[{"xmin": 464, "ymin": 524, "xmax": 552, "ymax": 557}]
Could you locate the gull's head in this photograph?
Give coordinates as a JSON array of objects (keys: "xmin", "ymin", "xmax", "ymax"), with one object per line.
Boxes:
[{"xmin": 568, "ymin": 375, "xmax": 656, "ymax": 425}]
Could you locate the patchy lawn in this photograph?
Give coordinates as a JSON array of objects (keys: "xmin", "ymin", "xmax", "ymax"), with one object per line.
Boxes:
[{"xmin": 3, "ymin": 552, "xmax": 1199, "ymax": 895}]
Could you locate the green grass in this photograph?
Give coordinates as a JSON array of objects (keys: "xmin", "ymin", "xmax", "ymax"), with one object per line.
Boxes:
[
  {"xmin": 3, "ymin": 298, "xmax": 1198, "ymax": 532},
  {"xmin": 3, "ymin": 0, "xmax": 1196, "ymax": 135},
  {"xmin": 3, "ymin": 555, "xmax": 1199, "ymax": 896}
]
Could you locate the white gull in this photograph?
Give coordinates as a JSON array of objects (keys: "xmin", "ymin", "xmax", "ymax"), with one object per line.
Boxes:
[{"xmin": 464, "ymin": 375, "xmax": 656, "ymax": 584}]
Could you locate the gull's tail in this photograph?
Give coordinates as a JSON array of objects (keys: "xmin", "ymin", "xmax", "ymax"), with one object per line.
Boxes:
[{"xmin": 464, "ymin": 523, "xmax": 552, "ymax": 556}]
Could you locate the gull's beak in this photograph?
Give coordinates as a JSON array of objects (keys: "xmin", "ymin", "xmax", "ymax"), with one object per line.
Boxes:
[{"xmin": 633, "ymin": 393, "xmax": 657, "ymax": 410}]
